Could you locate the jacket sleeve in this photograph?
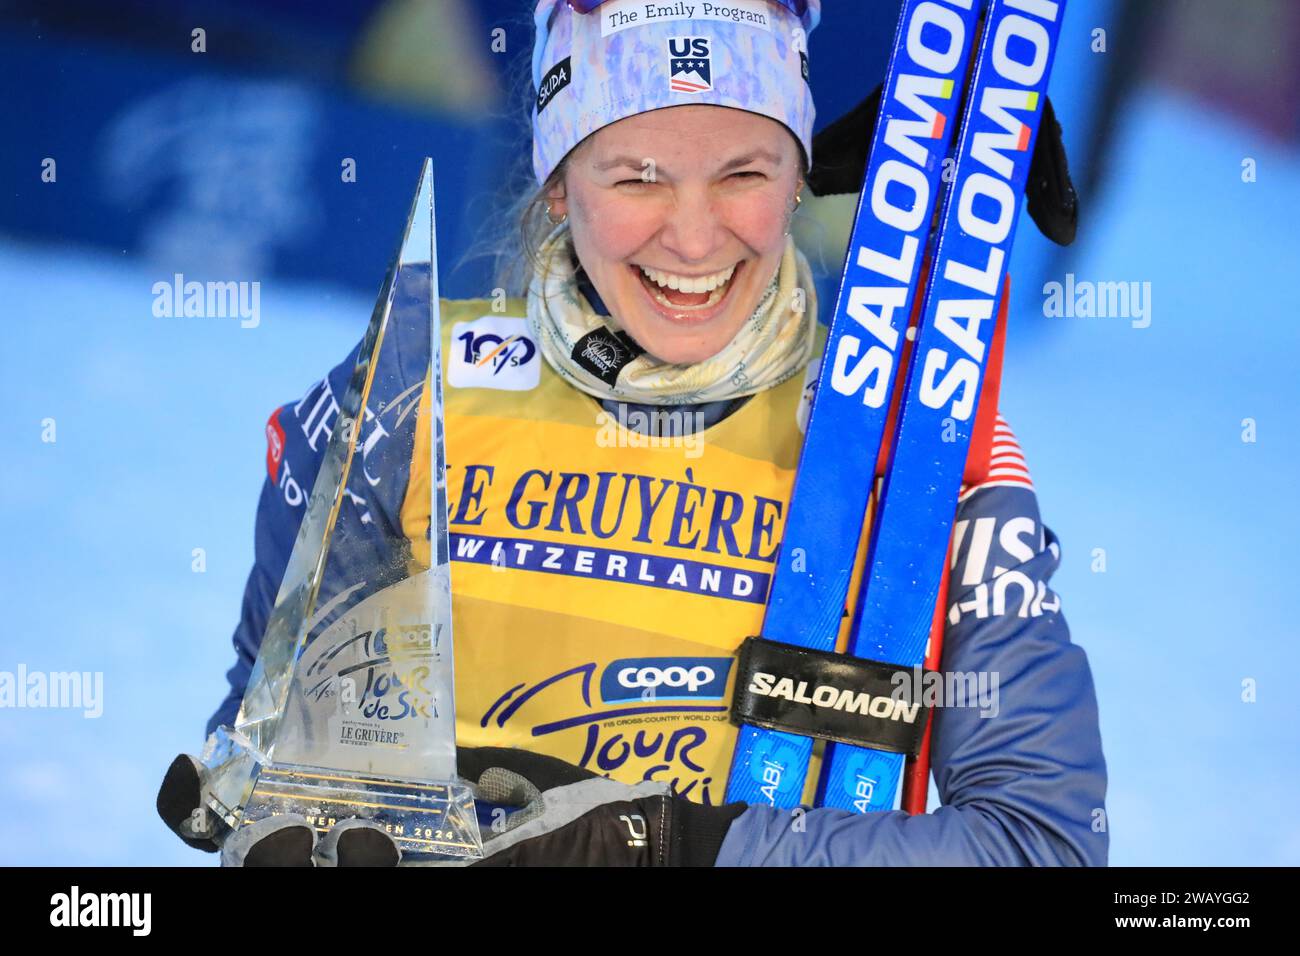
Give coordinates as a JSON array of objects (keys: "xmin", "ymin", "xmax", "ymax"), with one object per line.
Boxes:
[
  {"xmin": 203, "ymin": 278, "xmax": 440, "ymax": 739},
  {"xmin": 203, "ymin": 358, "xmax": 357, "ymax": 738},
  {"xmin": 715, "ymin": 417, "xmax": 1109, "ymax": 866}
]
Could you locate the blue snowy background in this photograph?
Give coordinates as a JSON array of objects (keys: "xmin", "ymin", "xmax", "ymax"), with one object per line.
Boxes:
[{"xmin": 1, "ymin": 0, "xmax": 1296, "ymax": 866}]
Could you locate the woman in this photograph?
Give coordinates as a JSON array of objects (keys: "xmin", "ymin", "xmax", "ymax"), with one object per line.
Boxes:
[{"xmin": 165, "ymin": 0, "xmax": 1107, "ymax": 866}]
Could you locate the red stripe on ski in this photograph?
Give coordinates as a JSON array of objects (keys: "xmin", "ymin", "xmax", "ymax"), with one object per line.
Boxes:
[{"xmin": 903, "ymin": 541, "xmax": 952, "ymax": 815}]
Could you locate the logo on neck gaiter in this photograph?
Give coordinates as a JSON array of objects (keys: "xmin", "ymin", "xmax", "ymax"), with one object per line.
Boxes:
[{"xmin": 572, "ymin": 327, "xmax": 644, "ymax": 386}]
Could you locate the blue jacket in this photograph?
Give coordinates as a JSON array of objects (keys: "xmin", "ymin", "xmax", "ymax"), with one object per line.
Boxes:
[
  {"xmin": 208, "ymin": 307, "xmax": 1108, "ymax": 867},
  {"xmin": 716, "ymin": 479, "xmax": 1109, "ymax": 865}
]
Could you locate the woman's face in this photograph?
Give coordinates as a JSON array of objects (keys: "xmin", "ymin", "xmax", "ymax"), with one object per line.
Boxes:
[{"xmin": 550, "ymin": 105, "xmax": 803, "ymax": 365}]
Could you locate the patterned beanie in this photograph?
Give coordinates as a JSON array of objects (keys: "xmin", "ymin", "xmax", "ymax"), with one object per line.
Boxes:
[{"xmin": 531, "ymin": 0, "xmax": 821, "ymax": 183}]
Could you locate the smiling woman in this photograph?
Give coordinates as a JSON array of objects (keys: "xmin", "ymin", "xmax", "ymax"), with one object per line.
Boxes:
[
  {"xmin": 548, "ymin": 106, "xmax": 803, "ymax": 366},
  {"xmin": 168, "ymin": 0, "xmax": 1108, "ymax": 870},
  {"xmin": 520, "ymin": 0, "xmax": 819, "ymax": 396}
]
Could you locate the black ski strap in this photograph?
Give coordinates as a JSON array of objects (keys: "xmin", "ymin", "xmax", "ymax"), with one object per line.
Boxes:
[{"xmin": 730, "ymin": 637, "xmax": 934, "ymax": 756}]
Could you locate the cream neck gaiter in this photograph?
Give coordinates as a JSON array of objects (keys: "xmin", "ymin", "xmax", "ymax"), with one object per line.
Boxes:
[{"xmin": 526, "ymin": 226, "xmax": 817, "ymax": 406}]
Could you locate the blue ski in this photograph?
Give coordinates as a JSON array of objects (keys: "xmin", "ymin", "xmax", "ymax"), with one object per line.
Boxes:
[
  {"xmin": 725, "ymin": 0, "xmax": 983, "ymax": 808},
  {"xmin": 817, "ymin": 0, "xmax": 1068, "ymax": 814}
]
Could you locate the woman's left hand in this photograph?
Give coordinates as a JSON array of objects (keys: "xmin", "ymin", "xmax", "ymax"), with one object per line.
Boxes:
[{"xmin": 462, "ymin": 747, "xmax": 747, "ymax": 867}]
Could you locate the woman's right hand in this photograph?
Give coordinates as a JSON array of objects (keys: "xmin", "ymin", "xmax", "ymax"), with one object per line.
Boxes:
[{"xmin": 155, "ymin": 753, "xmax": 400, "ymax": 866}]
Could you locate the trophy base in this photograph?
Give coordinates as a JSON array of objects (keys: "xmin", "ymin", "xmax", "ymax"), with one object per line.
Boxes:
[{"xmin": 242, "ymin": 764, "xmax": 483, "ymax": 861}]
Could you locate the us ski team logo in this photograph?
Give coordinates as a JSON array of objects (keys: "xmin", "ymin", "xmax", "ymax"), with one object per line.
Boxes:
[{"xmin": 668, "ymin": 37, "xmax": 712, "ymax": 93}]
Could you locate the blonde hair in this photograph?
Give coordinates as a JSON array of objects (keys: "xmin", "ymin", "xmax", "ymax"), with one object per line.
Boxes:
[
  {"xmin": 505, "ymin": 166, "xmax": 568, "ymax": 295},
  {"xmin": 451, "ymin": 9, "xmax": 570, "ymax": 300}
]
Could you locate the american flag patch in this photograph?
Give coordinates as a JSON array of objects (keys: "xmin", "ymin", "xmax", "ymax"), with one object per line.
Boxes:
[
  {"xmin": 961, "ymin": 414, "xmax": 1034, "ymax": 500},
  {"xmin": 668, "ymin": 37, "xmax": 712, "ymax": 93}
]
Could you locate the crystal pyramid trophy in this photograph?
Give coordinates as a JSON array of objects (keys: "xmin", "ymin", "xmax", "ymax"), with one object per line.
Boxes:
[{"xmin": 197, "ymin": 159, "xmax": 482, "ymax": 861}]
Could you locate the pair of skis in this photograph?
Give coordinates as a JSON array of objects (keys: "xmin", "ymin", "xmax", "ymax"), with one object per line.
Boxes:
[{"xmin": 726, "ymin": 0, "xmax": 1067, "ymax": 813}]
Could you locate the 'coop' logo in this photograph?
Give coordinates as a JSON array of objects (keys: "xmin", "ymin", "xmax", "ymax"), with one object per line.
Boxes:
[{"xmin": 602, "ymin": 657, "xmax": 731, "ymax": 702}]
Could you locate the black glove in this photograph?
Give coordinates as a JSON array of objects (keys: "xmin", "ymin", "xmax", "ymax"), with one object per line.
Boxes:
[
  {"xmin": 462, "ymin": 747, "xmax": 747, "ymax": 867},
  {"xmin": 160, "ymin": 745, "xmax": 746, "ymax": 866},
  {"xmin": 807, "ymin": 84, "xmax": 1078, "ymax": 246},
  {"xmin": 156, "ymin": 753, "xmax": 400, "ymax": 867}
]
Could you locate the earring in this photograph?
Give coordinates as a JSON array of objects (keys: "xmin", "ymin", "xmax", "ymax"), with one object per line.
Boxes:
[{"xmin": 546, "ymin": 204, "xmax": 568, "ymax": 226}]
